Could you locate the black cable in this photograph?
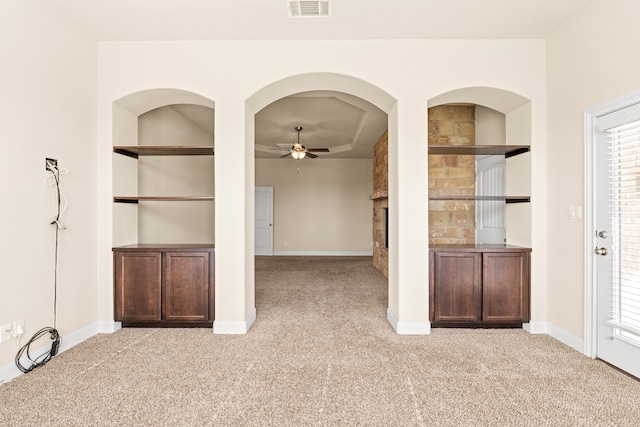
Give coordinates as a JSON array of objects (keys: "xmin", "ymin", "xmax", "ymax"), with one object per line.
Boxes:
[
  {"xmin": 15, "ymin": 164, "xmax": 62, "ymax": 373},
  {"xmin": 15, "ymin": 328, "xmax": 60, "ymax": 373}
]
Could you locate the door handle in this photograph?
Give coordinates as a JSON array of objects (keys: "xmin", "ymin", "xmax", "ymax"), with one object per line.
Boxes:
[{"xmin": 594, "ymin": 247, "xmax": 608, "ymax": 256}]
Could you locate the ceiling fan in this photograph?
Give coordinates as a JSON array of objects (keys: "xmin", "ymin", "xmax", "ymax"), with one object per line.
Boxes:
[{"xmin": 279, "ymin": 126, "xmax": 330, "ymax": 159}]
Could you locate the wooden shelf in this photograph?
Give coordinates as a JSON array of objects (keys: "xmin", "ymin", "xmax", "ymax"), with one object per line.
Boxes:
[
  {"xmin": 114, "ymin": 146, "xmax": 214, "ymax": 158},
  {"xmin": 114, "ymin": 196, "xmax": 215, "ymax": 204},
  {"xmin": 428, "ymin": 144, "xmax": 530, "ymax": 158},
  {"xmin": 428, "ymin": 195, "xmax": 530, "ymax": 204},
  {"xmin": 369, "ymin": 191, "xmax": 388, "ymax": 200}
]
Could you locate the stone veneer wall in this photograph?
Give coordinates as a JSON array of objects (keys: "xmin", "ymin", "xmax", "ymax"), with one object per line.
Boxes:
[
  {"xmin": 428, "ymin": 105, "xmax": 476, "ymax": 245},
  {"xmin": 372, "ymin": 130, "xmax": 388, "ymax": 278}
]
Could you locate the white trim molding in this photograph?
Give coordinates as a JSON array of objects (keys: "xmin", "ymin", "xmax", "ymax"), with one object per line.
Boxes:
[
  {"xmin": 523, "ymin": 321, "xmax": 548, "ymax": 334},
  {"xmin": 387, "ymin": 308, "xmax": 431, "ymax": 335},
  {"xmin": 524, "ymin": 321, "xmax": 584, "ymax": 354},
  {"xmin": 213, "ymin": 308, "xmax": 257, "ymax": 334},
  {"xmin": 98, "ymin": 320, "xmax": 122, "ymax": 334}
]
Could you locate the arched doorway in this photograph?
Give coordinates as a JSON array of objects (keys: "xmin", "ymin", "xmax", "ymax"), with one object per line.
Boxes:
[{"xmin": 245, "ymin": 73, "xmax": 398, "ymax": 329}]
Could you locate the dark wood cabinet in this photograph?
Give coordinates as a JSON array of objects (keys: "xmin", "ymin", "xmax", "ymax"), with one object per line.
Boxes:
[
  {"xmin": 114, "ymin": 245, "xmax": 214, "ymax": 327},
  {"xmin": 429, "ymin": 245, "xmax": 530, "ymax": 327}
]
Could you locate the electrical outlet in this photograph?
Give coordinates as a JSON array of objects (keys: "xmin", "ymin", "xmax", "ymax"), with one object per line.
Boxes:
[
  {"xmin": 45, "ymin": 157, "xmax": 58, "ymax": 171},
  {"xmin": 0, "ymin": 323, "xmax": 12, "ymax": 343},
  {"xmin": 12, "ymin": 320, "xmax": 24, "ymax": 338}
]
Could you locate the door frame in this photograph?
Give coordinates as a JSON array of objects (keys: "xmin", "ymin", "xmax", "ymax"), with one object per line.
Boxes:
[
  {"xmin": 255, "ymin": 186, "xmax": 274, "ymax": 256},
  {"xmin": 583, "ymin": 89, "xmax": 640, "ymax": 358}
]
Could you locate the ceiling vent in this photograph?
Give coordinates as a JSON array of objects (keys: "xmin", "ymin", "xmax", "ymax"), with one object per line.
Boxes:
[{"xmin": 287, "ymin": 1, "xmax": 332, "ymax": 18}]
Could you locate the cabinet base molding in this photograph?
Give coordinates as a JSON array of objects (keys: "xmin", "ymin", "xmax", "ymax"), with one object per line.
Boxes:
[
  {"xmin": 122, "ymin": 321, "xmax": 212, "ymax": 328},
  {"xmin": 431, "ymin": 322, "xmax": 522, "ymax": 328}
]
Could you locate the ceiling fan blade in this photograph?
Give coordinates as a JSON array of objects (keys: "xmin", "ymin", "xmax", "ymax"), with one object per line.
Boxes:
[
  {"xmin": 306, "ymin": 148, "xmax": 330, "ymax": 153},
  {"xmin": 280, "ymin": 153, "xmax": 291, "ymax": 158},
  {"xmin": 306, "ymin": 152, "xmax": 318, "ymax": 158}
]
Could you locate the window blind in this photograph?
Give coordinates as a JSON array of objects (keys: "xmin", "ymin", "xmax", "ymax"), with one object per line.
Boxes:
[{"xmin": 605, "ymin": 118, "xmax": 640, "ymax": 346}]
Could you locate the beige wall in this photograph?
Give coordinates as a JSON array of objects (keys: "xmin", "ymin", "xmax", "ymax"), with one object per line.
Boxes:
[
  {"xmin": 255, "ymin": 158, "xmax": 373, "ymax": 253},
  {"xmin": 546, "ymin": 0, "xmax": 640, "ymax": 338},
  {"xmin": 0, "ymin": 2, "xmax": 97, "ymax": 369},
  {"xmin": 137, "ymin": 105, "xmax": 215, "ymax": 244}
]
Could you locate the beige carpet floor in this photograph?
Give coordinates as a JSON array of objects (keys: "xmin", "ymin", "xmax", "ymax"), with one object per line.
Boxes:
[{"xmin": 0, "ymin": 256, "xmax": 639, "ymax": 426}]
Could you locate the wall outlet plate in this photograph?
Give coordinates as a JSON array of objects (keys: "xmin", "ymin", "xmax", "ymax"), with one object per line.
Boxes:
[
  {"xmin": 0, "ymin": 323, "xmax": 12, "ymax": 343},
  {"xmin": 12, "ymin": 319, "xmax": 24, "ymax": 337},
  {"xmin": 45, "ymin": 157, "xmax": 58, "ymax": 171}
]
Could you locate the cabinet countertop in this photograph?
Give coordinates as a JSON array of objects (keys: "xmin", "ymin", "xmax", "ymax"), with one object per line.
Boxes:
[
  {"xmin": 429, "ymin": 244, "xmax": 531, "ymax": 252},
  {"xmin": 113, "ymin": 244, "xmax": 215, "ymax": 251}
]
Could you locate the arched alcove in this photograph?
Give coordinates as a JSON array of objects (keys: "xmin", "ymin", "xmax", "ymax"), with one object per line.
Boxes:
[
  {"xmin": 427, "ymin": 86, "xmax": 533, "ymax": 248},
  {"xmin": 243, "ymin": 73, "xmax": 400, "ymax": 329},
  {"xmin": 112, "ymin": 88, "xmax": 215, "ymax": 247}
]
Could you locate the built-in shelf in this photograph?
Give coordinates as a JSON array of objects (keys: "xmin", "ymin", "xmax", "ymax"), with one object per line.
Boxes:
[
  {"xmin": 369, "ymin": 191, "xmax": 388, "ymax": 200},
  {"xmin": 114, "ymin": 196, "xmax": 215, "ymax": 204},
  {"xmin": 428, "ymin": 195, "xmax": 530, "ymax": 204},
  {"xmin": 114, "ymin": 145, "xmax": 214, "ymax": 158},
  {"xmin": 428, "ymin": 144, "xmax": 529, "ymax": 158},
  {"xmin": 113, "ymin": 145, "xmax": 215, "ymax": 204},
  {"xmin": 428, "ymin": 144, "xmax": 530, "ymax": 204}
]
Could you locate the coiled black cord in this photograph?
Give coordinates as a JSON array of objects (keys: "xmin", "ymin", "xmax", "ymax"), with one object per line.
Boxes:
[{"xmin": 15, "ymin": 328, "xmax": 60, "ymax": 373}]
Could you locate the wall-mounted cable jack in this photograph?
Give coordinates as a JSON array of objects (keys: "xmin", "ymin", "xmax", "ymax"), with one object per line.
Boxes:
[
  {"xmin": 45, "ymin": 158, "xmax": 58, "ymax": 172},
  {"xmin": 12, "ymin": 320, "xmax": 24, "ymax": 341}
]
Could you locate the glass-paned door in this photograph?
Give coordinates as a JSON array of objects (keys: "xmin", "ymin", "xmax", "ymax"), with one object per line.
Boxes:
[{"xmin": 595, "ymin": 109, "xmax": 640, "ymax": 379}]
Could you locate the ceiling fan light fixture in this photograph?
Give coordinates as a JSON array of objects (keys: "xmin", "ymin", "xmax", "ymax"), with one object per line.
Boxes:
[{"xmin": 291, "ymin": 151, "xmax": 306, "ymax": 160}]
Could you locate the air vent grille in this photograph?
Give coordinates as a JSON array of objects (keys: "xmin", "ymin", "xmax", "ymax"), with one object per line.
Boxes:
[{"xmin": 287, "ymin": 1, "xmax": 332, "ymax": 18}]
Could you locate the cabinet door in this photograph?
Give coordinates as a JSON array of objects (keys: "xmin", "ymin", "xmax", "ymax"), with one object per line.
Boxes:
[
  {"xmin": 163, "ymin": 251, "xmax": 211, "ymax": 322},
  {"xmin": 114, "ymin": 251, "xmax": 162, "ymax": 321},
  {"xmin": 432, "ymin": 252, "xmax": 482, "ymax": 322},
  {"xmin": 482, "ymin": 252, "xmax": 530, "ymax": 322}
]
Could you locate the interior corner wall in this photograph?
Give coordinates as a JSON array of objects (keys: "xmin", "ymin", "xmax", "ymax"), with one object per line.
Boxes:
[
  {"xmin": 0, "ymin": 1, "xmax": 98, "ymax": 373},
  {"xmin": 546, "ymin": 0, "xmax": 640, "ymax": 338}
]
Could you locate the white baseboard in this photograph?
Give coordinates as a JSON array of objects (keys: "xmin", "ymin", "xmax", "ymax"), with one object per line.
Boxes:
[
  {"xmin": 213, "ymin": 308, "xmax": 257, "ymax": 335},
  {"xmin": 524, "ymin": 321, "xmax": 584, "ymax": 354},
  {"xmin": 0, "ymin": 321, "xmax": 102, "ymax": 384},
  {"xmin": 272, "ymin": 251, "xmax": 373, "ymax": 256},
  {"xmin": 386, "ymin": 308, "xmax": 431, "ymax": 335},
  {"xmin": 523, "ymin": 321, "xmax": 548, "ymax": 334},
  {"xmin": 98, "ymin": 320, "xmax": 122, "ymax": 334}
]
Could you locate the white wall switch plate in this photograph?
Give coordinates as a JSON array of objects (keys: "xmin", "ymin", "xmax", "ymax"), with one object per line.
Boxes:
[
  {"xmin": 0, "ymin": 323, "xmax": 12, "ymax": 343},
  {"xmin": 569, "ymin": 206, "xmax": 582, "ymax": 219}
]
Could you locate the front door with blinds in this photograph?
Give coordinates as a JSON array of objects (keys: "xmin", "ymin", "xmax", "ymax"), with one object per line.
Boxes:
[{"xmin": 594, "ymin": 103, "xmax": 640, "ymax": 379}]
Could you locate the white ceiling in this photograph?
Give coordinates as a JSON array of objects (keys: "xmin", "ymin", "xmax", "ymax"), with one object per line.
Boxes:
[
  {"xmin": 49, "ymin": 0, "xmax": 595, "ymax": 41},
  {"xmin": 48, "ymin": 0, "xmax": 596, "ymax": 159}
]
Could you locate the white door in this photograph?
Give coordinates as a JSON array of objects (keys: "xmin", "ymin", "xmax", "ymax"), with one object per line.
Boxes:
[
  {"xmin": 476, "ymin": 155, "xmax": 506, "ymax": 244},
  {"xmin": 255, "ymin": 186, "xmax": 274, "ymax": 256},
  {"xmin": 594, "ymin": 103, "xmax": 640, "ymax": 379}
]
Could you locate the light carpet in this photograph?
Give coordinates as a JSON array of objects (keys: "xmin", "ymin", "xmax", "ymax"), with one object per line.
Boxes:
[{"xmin": 0, "ymin": 256, "xmax": 638, "ymax": 426}]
